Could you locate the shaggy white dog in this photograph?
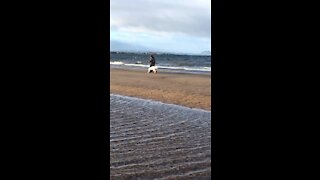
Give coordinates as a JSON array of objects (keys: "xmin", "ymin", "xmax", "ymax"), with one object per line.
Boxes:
[{"xmin": 147, "ymin": 66, "xmax": 158, "ymax": 73}]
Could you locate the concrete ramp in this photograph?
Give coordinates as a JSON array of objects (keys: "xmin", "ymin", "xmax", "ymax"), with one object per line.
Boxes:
[{"xmin": 110, "ymin": 94, "xmax": 211, "ymax": 179}]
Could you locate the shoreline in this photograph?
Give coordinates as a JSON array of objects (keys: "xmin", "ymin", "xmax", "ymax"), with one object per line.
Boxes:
[
  {"xmin": 110, "ymin": 65, "xmax": 211, "ymax": 75},
  {"xmin": 110, "ymin": 68, "xmax": 211, "ymax": 110},
  {"xmin": 111, "ymin": 93, "xmax": 211, "ymax": 112}
]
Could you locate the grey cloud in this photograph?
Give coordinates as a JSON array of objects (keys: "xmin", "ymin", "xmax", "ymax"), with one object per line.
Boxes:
[
  {"xmin": 111, "ymin": 0, "xmax": 211, "ymax": 38},
  {"xmin": 110, "ymin": 40, "xmax": 154, "ymax": 52}
]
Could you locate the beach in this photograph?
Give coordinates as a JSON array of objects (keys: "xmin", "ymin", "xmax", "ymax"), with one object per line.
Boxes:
[
  {"xmin": 110, "ymin": 67, "xmax": 211, "ymax": 179},
  {"xmin": 110, "ymin": 68, "xmax": 211, "ymax": 110}
]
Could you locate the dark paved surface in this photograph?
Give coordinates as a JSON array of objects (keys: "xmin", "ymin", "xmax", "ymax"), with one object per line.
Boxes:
[{"xmin": 110, "ymin": 94, "xmax": 211, "ymax": 179}]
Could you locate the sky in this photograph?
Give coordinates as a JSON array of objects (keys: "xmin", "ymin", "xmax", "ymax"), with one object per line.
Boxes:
[{"xmin": 110, "ymin": 0, "xmax": 211, "ymax": 54}]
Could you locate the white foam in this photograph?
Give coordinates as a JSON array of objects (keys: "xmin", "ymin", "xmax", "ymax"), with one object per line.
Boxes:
[
  {"xmin": 162, "ymin": 66, "xmax": 211, "ymax": 72},
  {"xmin": 110, "ymin": 62, "xmax": 211, "ymax": 72},
  {"xmin": 110, "ymin": 61, "xmax": 124, "ymax": 65},
  {"xmin": 124, "ymin": 63, "xmax": 150, "ymax": 68}
]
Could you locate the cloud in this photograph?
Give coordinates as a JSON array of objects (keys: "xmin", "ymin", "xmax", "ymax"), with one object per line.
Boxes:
[
  {"xmin": 110, "ymin": 0, "xmax": 211, "ymax": 38},
  {"xmin": 110, "ymin": 40, "xmax": 154, "ymax": 52}
]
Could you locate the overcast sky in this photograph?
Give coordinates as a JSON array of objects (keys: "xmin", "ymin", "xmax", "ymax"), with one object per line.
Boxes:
[{"xmin": 110, "ymin": 0, "xmax": 211, "ymax": 54}]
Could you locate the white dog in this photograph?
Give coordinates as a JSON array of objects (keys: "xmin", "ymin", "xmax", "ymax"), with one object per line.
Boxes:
[{"xmin": 147, "ymin": 66, "xmax": 158, "ymax": 73}]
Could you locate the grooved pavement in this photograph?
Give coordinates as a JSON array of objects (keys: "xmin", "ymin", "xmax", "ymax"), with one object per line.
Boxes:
[{"xmin": 110, "ymin": 94, "xmax": 211, "ymax": 179}]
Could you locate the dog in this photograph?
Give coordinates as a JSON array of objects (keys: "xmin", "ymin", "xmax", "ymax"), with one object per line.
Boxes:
[{"xmin": 147, "ymin": 66, "xmax": 158, "ymax": 74}]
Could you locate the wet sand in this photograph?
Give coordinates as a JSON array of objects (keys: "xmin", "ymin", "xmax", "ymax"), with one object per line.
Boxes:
[
  {"xmin": 110, "ymin": 68, "xmax": 211, "ymax": 110},
  {"xmin": 110, "ymin": 94, "xmax": 211, "ymax": 179}
]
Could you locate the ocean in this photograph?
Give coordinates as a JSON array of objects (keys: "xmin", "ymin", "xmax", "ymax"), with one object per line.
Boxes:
[{"xmin": 110, "ymin": 52, "xmax": 211, "ymax": 74}]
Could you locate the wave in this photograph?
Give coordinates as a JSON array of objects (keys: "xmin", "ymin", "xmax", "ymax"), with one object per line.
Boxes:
[
  {"xmin": 158, "ymin": 66, "xmax": 211, "ymax": 72},
  {"xmin": 110, "ymin": 61, "xmax": 211, "ymax": 72},
  {"xmin": 124, "ymin": 63, "xmax": 150, "ymax": 68},
  {"xmin": 110, "ymin": 61, "xmax": 124, "ymax": 65}
]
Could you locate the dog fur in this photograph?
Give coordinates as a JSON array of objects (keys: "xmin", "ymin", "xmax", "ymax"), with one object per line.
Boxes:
[{"xmin": 147, "ymin": 66, "xmax": 158, "ymax": 73}]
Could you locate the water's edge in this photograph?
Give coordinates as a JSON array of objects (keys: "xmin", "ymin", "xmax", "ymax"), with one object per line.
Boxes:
[{"xmin": 110, "ymin": 94, "xmax": 211, "ymax": 113}]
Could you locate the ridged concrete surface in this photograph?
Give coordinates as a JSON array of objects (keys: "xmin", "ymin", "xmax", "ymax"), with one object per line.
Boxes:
[{"xmin": 110, "ymin": 94, "xmax": 211, "ymax": 179}]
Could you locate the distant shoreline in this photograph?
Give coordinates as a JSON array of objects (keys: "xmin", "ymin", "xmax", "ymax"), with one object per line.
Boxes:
[{"xmin": 110, "ymin": 51, "xmax": 211, "ymax": 56}]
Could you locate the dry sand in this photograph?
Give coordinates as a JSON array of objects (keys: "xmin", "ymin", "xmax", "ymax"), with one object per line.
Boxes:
[{"xmin": 110, "ymin": 68, "xmax": 211, "ymax": 110}]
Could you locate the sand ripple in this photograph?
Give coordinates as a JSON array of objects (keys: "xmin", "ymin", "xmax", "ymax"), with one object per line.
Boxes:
[{"xmin": 110, "ymin": 94, "xmax": 211, "ymax": 179}]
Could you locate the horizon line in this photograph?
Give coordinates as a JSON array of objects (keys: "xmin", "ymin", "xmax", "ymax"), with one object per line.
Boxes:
[{"xmin": 110, "ymin": 50, "xmax": 211, "ymax": 56}]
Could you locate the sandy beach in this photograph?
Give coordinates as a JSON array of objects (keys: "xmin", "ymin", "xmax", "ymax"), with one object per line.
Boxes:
[{"xmin": 110, "ymin": 68, "xmax": 211, "ymax": 110}]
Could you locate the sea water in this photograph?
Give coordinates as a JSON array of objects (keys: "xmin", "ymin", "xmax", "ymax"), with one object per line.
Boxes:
[{"xmin": 110, "ymin": 52, "xmax": 211, "ymax": 75}]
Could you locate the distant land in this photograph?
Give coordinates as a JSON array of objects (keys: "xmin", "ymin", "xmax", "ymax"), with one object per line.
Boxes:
[
  {"xmin": 110, "ymin": 41, "xmax": 211, "ymax": 56},
  {"xmin": 110, "ymin": 41, "xmax": 153, "ymax": 52},
  {"xmin": 201, "ymin": 51, "xmax": 211, "ymax": 55},
  {"xmin": 110, "ymin": 51, "xmax": 211, "ymax": 56}
]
